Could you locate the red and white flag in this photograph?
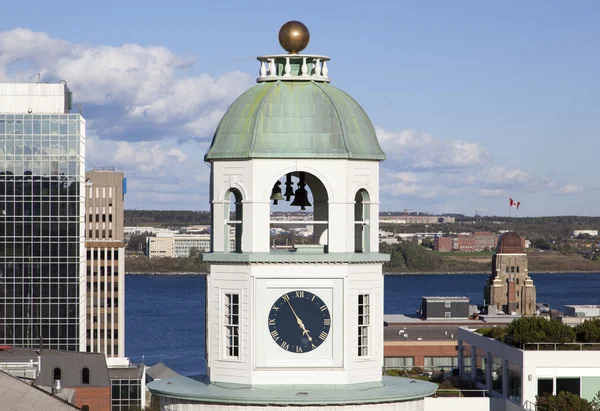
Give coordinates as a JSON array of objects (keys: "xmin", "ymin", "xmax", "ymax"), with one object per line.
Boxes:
[{"xmin": 510, "ymin": 198, "xmax": 520, "ymax": 209}]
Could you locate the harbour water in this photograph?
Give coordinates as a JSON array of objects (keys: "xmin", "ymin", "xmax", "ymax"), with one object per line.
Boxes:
[{"xmin": 125, "ymin": 273, "xmax": 600, "ymax": 376}]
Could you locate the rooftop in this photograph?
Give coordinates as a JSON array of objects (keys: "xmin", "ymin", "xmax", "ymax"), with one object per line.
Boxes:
[
  {"xmin": 148, "ymin": 375, "xmax": 437, "ymax": 405},
  {"xmin": 0, "ymin": 370, "xmax": 79, "ymax": 411}
]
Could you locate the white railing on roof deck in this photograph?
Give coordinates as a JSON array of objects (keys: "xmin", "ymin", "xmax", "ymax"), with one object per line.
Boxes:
[{"xmin": 257, "ymin": 54, "xmax": 331, "ymax": 83}]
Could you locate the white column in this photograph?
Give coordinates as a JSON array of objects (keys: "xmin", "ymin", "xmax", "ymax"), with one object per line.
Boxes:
[{"xmin": 211, "ymin": 201, "xmax": 227, "ymax": 252}]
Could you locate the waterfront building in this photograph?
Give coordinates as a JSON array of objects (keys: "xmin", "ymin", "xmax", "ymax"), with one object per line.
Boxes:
[
  {"xmin": 458, "ymin": 327, "xmax": 600, "ymax": 408},
  {"xmin": 146, "ymin": 231, "xmax": 234, "ymax": 258},
  {"xmin": 422, "ymin": 296, "xmax": 470, "ymax": 320},
  {"xmin": 484, "ymin": 232, "xmax": 536, "ymax": 315},
  {"xmin": 148, "ymin": 21, "xmax": 437, "ymax": 410},
  {"xmin": 85, "ymin": 168, "xmax": 126, "ymax": 359},
  {"xmin": 0, "ymin": 82, "xmax": 86, "ymax": 351}
]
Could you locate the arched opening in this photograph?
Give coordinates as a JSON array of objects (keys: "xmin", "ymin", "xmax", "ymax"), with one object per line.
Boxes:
[
  {"xmin": 226, "ymin": 188, "xmax": 243, "ymax": 252},
  {"xmin": 82, "ymin": 367, "xmax": 90, "ymax": 384},
  {"xmin": 82, "ymin": 405, "xmax": 90, "ymax": 411},
  {"xmin": 268, "ymin": 171, "xmax": 329, "ymax": 251},
  {"xmin": 53, "ymin": 367, "xmax": 61, "ymax": 381},
  {"xmin": 354, "ymin": 189, "xmax": 370, "ymax": 253}
]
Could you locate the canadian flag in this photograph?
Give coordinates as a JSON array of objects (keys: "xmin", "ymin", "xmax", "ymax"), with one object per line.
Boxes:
[{"xmin": 510, "ymin": 198, "xmax": 520, "ymax": 209}]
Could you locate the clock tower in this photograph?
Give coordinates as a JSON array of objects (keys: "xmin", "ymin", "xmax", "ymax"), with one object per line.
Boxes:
[{"xmin": 148, "ymin": 21, "xmax": 437, "ymax": 409}]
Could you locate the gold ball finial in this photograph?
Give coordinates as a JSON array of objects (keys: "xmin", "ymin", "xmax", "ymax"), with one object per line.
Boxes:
[{"xmin": 278, "ymin": 21, "xmax": 310, "ymax": 54}]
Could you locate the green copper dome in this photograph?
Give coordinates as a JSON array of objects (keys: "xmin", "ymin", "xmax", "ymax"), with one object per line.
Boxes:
[{"xmin": 204, "ymin": 81, "xmax": 385, "ymax": 161}]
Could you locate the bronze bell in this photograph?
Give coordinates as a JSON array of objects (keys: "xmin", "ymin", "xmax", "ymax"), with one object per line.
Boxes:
[
  {"xmin": 290, "ymin": 173, "xmax": 311, "ymax": 210},
  {"xmin": 284, "ymin": 173, "xmax": 294, "ymax": 201},
  {"xmin": 270, "ymin": 181, "xmax": 284, "ymax": 205}
]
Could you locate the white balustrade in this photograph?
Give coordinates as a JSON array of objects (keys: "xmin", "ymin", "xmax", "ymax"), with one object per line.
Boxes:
[{"xmin": 256, "ymin": 54, "xmax": 331, "ymax": 83}]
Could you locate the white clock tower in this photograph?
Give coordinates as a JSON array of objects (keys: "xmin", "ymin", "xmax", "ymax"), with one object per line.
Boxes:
[{"xmin": 148, "ymin": 21, "xmax": 436, "ymax": 410}]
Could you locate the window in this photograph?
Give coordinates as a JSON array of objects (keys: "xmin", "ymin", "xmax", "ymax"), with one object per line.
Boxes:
[
  {"xmin": 53, "ymin": 367, "xmax": 61, "ymax": 381},
  {"xmin": 82, "ymin": 406, "xmax": 89, "ymax": 411},
  {"xmin": 224, "ymin": 294, "xmax": 240, "ymax": 358},
  {"xmin": 82, "ymin": 367, "xmax": 90, "ymax": 384},
  {"xmin": 384, "ymin": 356, "xmax": 414, "ymax": 369},
  {"xmin": 358, "ymin": 294, "xmax": 370, "ymax": 357},
  {"xmin": 445, "ymin": 301, "xmax": 451, "ymax": 308},
  {"xmin": 516, "ymin": 266, "xmax": 520, "ymax": 273},
  {"xmin": 538, "ymin": 378, "xmax": 553, "ymax": 397},
  {"xmin": 557, "ymin": 378, "xmax": 580, "ymax": 396},
  {"xmin": 511, "ymin": 266, "xmax": 515, "ymax": 273}
]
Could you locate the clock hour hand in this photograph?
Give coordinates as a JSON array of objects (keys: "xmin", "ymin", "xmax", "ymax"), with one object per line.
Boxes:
[{"xmin": 285, "ymin": 299, "xmax": 313, "ymax": 341}]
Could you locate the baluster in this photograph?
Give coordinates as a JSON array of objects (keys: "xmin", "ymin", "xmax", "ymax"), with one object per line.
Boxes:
[
  {"xmin": 313, "ymin": 58, "xmax": 322, "ymax": 77},
  {"xmin": 284, "ymin": 57, "xmax": 291, "ymax": 77},
  {"xmin": 268, "ymin": 58, "xmax": 276, "ymax": 77},
  {"xmin": 259, "ymin": 60, "xmax": 267, "ymax": 78},
  {"xmin": 322, "ymin": 60, "xmax": 329, "ymax": 77},
  {"xmin": 301, "ymin": 57, "xmax": 309, "ymax": 76}
]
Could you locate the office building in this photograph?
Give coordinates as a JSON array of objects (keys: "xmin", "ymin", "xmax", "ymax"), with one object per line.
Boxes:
[
  {"xmin": 0, "ymin": 82, "xmax": 86, "ymax": 351},
  {"xmin": 85, "ymin": 168, "xmax": 125, "ymax": 358},
  {"xmin": 146, "ymin": 231, "xmax": 234, "ymax": 258},
  {"xmin": 458, "ymin": 326, "xmax": 600, "ymax": 408}
]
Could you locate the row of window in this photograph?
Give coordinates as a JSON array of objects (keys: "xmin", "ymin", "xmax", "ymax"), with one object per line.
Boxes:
[
  {"xmin": 86, "ymin": 250, "xmax": 119, "ymax": 260},
  {"xmin": 87, "ymin": 329, "xmax": 119, "ymax": 339},
  {"xmin": 86, "ymin": 282, "xmax": 119, "ymax": 292}
]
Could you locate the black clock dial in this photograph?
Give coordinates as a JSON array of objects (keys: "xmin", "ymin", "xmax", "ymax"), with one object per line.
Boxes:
[{"xmin": 268, "ymin": 290, "xmax": 331, "ymax": 353}]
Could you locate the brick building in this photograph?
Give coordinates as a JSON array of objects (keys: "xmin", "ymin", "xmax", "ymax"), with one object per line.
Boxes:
[
  {"xmin": 433, "ymin": 237, "xmax": 453, "ymax": 252},
  {"xmin": 473, "ymin": 232, "xmax": 497, "ymax": 251},
  {"xmin": 457, "ymin": 234, "xmax": 476, "ymax": 252}
]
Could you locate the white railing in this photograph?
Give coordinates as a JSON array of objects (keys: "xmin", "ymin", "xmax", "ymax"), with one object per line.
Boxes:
[{"xmin": 257, "ymin": 54, "xmax": 331, "ymax": 83}]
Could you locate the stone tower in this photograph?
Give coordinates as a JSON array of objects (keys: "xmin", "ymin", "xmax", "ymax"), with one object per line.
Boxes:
[{"xmin": 484, "ymin": 232, "xmax": 536, "ymax": 315}]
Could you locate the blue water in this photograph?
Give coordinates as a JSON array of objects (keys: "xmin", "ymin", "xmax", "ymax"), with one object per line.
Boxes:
[{"xmin": 125, "ymin": 273, "xmax": 600, "ymax": 376}]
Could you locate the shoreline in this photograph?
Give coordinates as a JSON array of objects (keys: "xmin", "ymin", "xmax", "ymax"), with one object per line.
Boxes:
[{"xmin": 125, "ymin": 271, "xmax": 600, "ymax": 276}]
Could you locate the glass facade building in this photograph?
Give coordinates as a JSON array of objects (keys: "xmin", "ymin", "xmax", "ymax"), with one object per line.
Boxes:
[{"xmin": 0, "ymin": 114, "xmax": 85, "ymax": 351}]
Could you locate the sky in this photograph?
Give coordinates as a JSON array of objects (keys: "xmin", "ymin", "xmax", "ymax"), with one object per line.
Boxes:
[{"xmin": 1, "ymin": 0, "xmax": 599, "ymax": 216}]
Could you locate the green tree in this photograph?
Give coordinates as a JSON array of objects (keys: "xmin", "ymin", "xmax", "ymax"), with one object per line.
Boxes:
[
  {"xmin": 506, "ymin": 317, "xmax": 575, "ymax": 346},
  {"xmin": 575, "ymin": 319, "xmax": 600, "ymax": 343},
  {"xmin": 188, "ymin": 247, "xmax": 200, "ymax": 258},
  {"xmin": 532, "ymin": 238, "xmax": 552, "ymax": 250},
  {"xmin": 536, "ymin": 391, "xmax": 593, "ymax": 411}
]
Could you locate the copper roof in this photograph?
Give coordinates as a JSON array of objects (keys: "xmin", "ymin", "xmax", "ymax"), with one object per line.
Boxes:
[{"xmin": 496, "ymin": 232, "xmax": 525, "ymax": 254}]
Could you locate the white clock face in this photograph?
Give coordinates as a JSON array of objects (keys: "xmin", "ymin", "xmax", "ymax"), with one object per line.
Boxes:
[{"xmin": 254, "ymin": 277, "xmax": 343, "ymax": 368}]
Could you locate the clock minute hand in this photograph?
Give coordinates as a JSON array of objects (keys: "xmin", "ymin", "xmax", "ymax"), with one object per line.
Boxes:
[{"xmin": 285, "ymin": 299, "xmax": 313, "ymax": 341}]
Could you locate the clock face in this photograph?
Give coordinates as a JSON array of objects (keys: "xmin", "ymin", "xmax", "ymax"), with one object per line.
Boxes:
[{"xmin": 268, "ymin": 290, "xmax": 331, "ymax": 353}]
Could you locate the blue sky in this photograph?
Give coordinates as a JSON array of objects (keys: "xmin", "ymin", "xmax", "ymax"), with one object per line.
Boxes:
[{"xmin": 1, "ymin": 0, "xmax": 599, "ymax": 216}]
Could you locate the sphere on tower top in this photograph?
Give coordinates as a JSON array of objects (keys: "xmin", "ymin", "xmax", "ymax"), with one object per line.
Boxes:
[{"xmin": 278, "ymin": 21, "xmax": 310, "ymax": 54}]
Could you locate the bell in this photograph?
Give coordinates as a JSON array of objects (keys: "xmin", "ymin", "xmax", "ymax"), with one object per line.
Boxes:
[
  {"xmin": 284, "ymin": 173, "xmax": 294, "ymax": 201},
  {"xmin": 270, "ymin": 181, "xmax": 284, "ymax": 205},
  {"xmin": 290, "ymin": 182, "xmax": 312, "ymax": 210}
]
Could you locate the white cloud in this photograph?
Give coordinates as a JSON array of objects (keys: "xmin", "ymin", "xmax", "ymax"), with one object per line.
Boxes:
[
  {"xmin": 0, "ymin": 28, "xmax": 253, "ymax": 140},
  {"xmin": 376, "ymin": 127, "xmax": 491, "ymax": 170},
  {"xmin": 560, "ymin": 184, "xmax": 584, "ymax": 195}
]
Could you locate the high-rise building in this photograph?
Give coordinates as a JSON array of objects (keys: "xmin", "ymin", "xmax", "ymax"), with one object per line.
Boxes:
[
  {"xmin": 85, "ymin": 168, "xmax": 126, "ymax": 359},
  {"xmin": 0, "ymin": 82, "xmax": 86, "ymax": 351}
]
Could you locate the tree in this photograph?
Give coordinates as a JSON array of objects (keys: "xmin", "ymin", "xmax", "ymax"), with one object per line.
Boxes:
[
  {"xmin": 505, "ymin": 317, "xmax": 575, "ymax": 346},
  {"xmin": 532, "ymin": 238, "xmax": 552, "ymax": 251},
  {"xmin": 536, "ymin": 391, "xmax": 593, "ymax": 411},
  {"xmin": 575, "ymin": 319, "xmax": 600, "ymax": 343},
  {"xmin": 188, "ymin": 247, "xmax": 200, "ymax": 258},
  {"xmin": 421, "ymin": 237, "xmax": 434, "ymax": 249}
]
